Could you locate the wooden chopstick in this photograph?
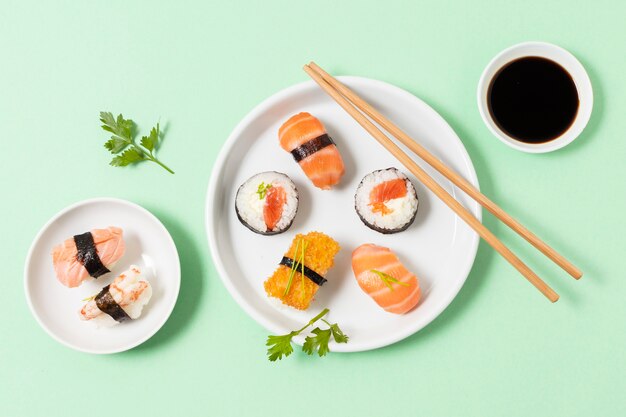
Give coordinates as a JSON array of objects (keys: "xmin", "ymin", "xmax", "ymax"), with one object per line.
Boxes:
[
  {"xmin": 308, "ymin": 62, "xmax": 582, "ymax": 280},
  {"xmin": 303, "ymin": 63, "xmax": 560, "ymax": 302}
]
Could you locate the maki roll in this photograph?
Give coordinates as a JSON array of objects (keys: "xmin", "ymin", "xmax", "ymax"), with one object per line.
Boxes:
[
  {"xmin": 278, "ymin": 112, "xmax": 345, "ymax": 190},
  {"xmin": 80, "ymin": 265, "xmax": 152, "ymax": 326},
  {"xmin": 51, "ymin": 226, "xmax": 125, "ymax": 287},
  {"xmin": 235, "ymin": 171, "xmax": 298, "ymax": 235},
  {"xmin": 355, "ymin": 168, "xmax": 418, "ymax": 234},
  {"xmin": 264, "ymin": 232, "xmax": 340, "ymax": 310}
]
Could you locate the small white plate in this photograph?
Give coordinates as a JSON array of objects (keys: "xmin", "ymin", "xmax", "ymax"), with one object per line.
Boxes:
[
  {"xmin": 24, "ymin": 198, "xmax": 180, "ymax": 354},
  {"xmin": 206, "ymin": 77, "xmax": 481, "ymax": 352}
]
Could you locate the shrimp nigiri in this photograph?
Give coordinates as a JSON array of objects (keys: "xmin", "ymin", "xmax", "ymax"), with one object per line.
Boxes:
[
  {"xmin": 351, "ymin": 244, "xmax": 421, "ymax": 314},
  {"xmin": 80, "ymin": 265, "xmax": 152, "ymax": 326},
  {"xmin": 278, "ymin": 112, "xmax": 345, "ymax": 190},
  {"xmin": 51, "ymin": 226, "xmax": 125, "ymax": 287}
]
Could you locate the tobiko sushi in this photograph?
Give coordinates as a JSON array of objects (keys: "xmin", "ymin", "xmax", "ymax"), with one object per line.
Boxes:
[
  {"xmin": 235, "ymin": 171, "xmax": 299, "ymax": 235},
  {"xmin": 51, "ymin": 226, "xmax": 125, "ymax": 287},
  {"xmin": 278, "ymin": 112, "xmax": 345, "ymax": 189},
  {"xmin": 80, "ymin": 265, "xmax": 152, "ymax": 326},
  {"xmin": 355, "ymin": 168, "xmax": 418, "ymax": 234},
  {"xmin": 264, "ymin": 232, "xmax": 340, "ymax": 310}
]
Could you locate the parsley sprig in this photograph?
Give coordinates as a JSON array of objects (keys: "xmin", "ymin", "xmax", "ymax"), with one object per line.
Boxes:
[
  {"xmin": 100, "ymin": 111, "xmax": 174, "ymax": 174},
  {"xmin": 266, "ymin": 308, "xmax": 348, "ymax": 361}
]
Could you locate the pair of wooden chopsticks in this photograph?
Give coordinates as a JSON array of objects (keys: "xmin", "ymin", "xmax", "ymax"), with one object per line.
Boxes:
[{"xmin": 304, "ymin": 62, "xmax": 582, "ymax": 302}]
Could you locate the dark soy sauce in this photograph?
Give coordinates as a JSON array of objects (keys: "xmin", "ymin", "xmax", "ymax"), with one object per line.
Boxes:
[{"xmin": 488, "ymin": 56, "xmax": 579, "ymax": 143}]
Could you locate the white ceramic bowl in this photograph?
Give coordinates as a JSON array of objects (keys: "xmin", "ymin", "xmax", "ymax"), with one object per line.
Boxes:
[{"xmin": 477, "ymin": 41, "xmax": 593, "ymax": 153}]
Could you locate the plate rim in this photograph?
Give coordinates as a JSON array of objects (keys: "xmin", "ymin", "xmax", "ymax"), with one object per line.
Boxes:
[
  {"xmin": 23, "ymin": 197, "xmax": 181, "ymax": 354},
  {"xmin": 206, "ymin": 76, "xmax": 481, "ymax": 352}
]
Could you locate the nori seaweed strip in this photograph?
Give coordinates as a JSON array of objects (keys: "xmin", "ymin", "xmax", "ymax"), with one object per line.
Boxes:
[
  {"xmin": 95, "ymin": 285, "xmax": 131, "ymax": 322},
  {"xmin": 279, "ymin": 256, "xmax": 327, "ymax": 286},
  {"xmin": 290, "ymin": 134, "xmax": 334, "ymax": 162},
  {"xmin": 73, "ymin": 232, "xmax": 110, "ymax": 278}
]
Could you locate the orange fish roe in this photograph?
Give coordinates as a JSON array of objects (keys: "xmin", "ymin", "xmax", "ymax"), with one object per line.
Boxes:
[{"xmin": 264, "ymin": 232, "xmax": 340, "ymax": 310}]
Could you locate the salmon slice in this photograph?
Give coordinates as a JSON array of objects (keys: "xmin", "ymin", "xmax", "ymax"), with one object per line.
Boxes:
[
  {"xmin": 278, "ymin": 112, "xmax": 345, "ymax": 189},
  {"xmin": 51, "ymin": 227, "xmax": 125, "ymax": 288},
  {"xmin": 263, "ymin": 185, "xmax": 286, "ymax": 231},
  {"xmin": 369, "ymin": 178, "xmax": 408, "ymax": 215},
  {"xmin": 351, "ymin": 243, "xmax": 421, "ymax": 314}
]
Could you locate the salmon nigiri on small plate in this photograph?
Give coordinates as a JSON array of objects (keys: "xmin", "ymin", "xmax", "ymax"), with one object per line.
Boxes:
[
  {"xmin": 207, "ymin": 76, "xmax": 481, "ymax": 352},
  {"xmin": 24, "ymin": 198, "xmax": 180, "ymax": 354}
]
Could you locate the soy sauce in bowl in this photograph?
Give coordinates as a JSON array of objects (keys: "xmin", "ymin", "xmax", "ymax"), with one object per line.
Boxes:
[{"xmin": 487, "ymin": 56, "xmax": 579, "ymax": 144}]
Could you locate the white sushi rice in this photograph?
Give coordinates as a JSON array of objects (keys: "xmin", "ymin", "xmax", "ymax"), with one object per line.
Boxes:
[
  {"xmin": 235, "ymin": 172, "xmax": 298, "ymax": 234},
  {"xmin": 90, "ymin": 312, "xmax": 118, "ymax": 327},
  {"xmin": 87, "ymin": 265, "xmax": 153, "ymax": 327},
  {"xmin": 355, "ymin": 168, "xmax": 418, "ymax": 232}
]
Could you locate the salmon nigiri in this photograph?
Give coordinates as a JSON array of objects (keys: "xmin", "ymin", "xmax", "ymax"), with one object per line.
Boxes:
[
  {"xmin": 51, "ymin": 227, "xmax": 125, "ymax": 288},
  {"xmin": 278, "ymin": 112, "xmax": 345, "ymax": 190},
  {"xmin": 351, "ymin": 243, "xmax": 421, "ymax": 314}
]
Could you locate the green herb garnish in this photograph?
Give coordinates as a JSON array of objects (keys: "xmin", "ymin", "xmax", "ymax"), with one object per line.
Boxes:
[
  {"xmin": 302, "ymin": 327, "xmax": 332, "ymax": 357},
  {"xmin": 283, "ymin": 239, "xmax": 309, "ymax": 298},
  {"xmin": 100, "ymin": 111, "xmax": 174, "ymax": 174},
  {"xmin": 82, "ymin": 293, "xmax": 97, "ymax": 302},
  {"xmin": 283, "ymin": 239, "xmax": 301, "ymax": 297},
  {"xmin": 371, "ymin": 269, "xmax": 410, "ymax": 290},
  {"xmin": 266, "ymin": 308, "xmax": 348, "ymax": 361},
  {"xmin": 300, "ymin": 240, "xmax": 307, "ymax": 302},
  {"xmin": 256, "ymin": 182, "xmax": 273, "ymax": 199}
]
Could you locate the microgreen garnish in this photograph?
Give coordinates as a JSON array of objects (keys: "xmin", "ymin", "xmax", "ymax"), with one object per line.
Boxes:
[
  {"xmin": 256, "ymin": 182, "xmax": 273, "ymax": 199},
  {"xmin": 283, "ymin": 239, "xmax": 301, "ymax": 297},
  {"xmin": 99, "ymin": 111, "xmax": 174, "ymax": 174},
  {"xmin": 283, "ymin": 239, "xmax": 308, "ymax": 298},
  {"xmin": 300, "ymin": 240, "xmax": 307, "ymax": 302},
  {"xmin": 266, "ymin": 308, "xmax": 348, "ymax": 361},
  {"xmin": 371, "ymin": 269, "xmax": 410, "ymax": 290}
]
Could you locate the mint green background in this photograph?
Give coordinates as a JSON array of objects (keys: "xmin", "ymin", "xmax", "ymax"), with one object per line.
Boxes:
[{"xmin": 1, "ymin": 1, "xmax": 624, "ymax": 416}]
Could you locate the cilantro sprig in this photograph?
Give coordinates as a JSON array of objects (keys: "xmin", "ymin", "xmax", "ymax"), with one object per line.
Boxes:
[
  {"xmin": 266, "ymin": 308, "xmax": 348, "ymax": 361},
  {"xmin": 100, "ymin": 111, "xmax": 174, "ymax": 174}
]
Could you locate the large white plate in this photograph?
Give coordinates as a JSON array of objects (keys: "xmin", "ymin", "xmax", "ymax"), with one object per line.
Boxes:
[
  {"xmin": 206, "ymin": 77, "xmax": 480, "ymax": 352},
  {"xmin": 24, "ymin": 198, "xmax": 181, "ymax": 354}
]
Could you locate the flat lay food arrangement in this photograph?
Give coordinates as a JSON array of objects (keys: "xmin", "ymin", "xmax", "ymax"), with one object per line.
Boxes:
[
  {"xmin": 4, "ymin": 3, "xmax": 625, "ymax": 416},
  {"xmin": 26, "ymin": 57, "xmax": 588, "ymax": 357}
]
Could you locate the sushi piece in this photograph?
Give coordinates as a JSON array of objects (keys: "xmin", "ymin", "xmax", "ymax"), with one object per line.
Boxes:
[
  {"xmin": 351, "ymin": 244, "xmax": 421, "ymax": 314},
  {"xmin": 235, "ymin": 172, "xmax": 298, "ymax": 235},
  {"xmin": 278, "ymin": 112, "xmax": 345, "ymax": 190},
  {"xmin": 355, "ymin": 168, "xmax": 418, "ymax": 234},
  {"xmin": 264, "ymin": 232, "xmax": 340, "ymax": 310},
  {"xmin": 80, "ymin": 265, "xmax": 152, "ymax": 326},
  {"xmin": 51, "ymin": 226, "xmax": 125, "ymax": 288}
]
